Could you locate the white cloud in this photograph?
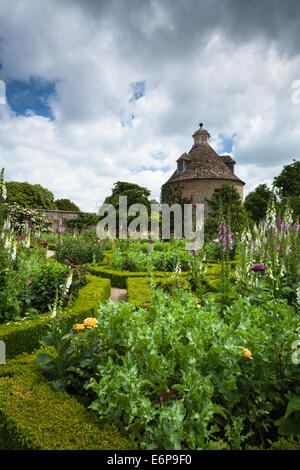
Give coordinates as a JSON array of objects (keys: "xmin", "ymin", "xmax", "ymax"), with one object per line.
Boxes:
[{"xmin": 0, "ymin": 0, "xmax": 299, "ymax": 211}]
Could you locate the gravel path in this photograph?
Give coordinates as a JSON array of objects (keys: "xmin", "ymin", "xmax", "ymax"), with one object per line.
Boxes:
[
  {"xmin": 109, "ymin": 288, "xmax": 128, "ymax": 303},
  {"xmin": 46, "ymin": 249, "xmax": 55, "ymax": 258}
]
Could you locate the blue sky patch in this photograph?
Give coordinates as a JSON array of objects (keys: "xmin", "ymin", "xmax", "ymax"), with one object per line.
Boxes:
[
  {"xmin": 5, "ymin": 76, "xmax": 56, "ymax": 119},
  {"xmin": 130, "ymin": 81, "xmax": 146, "ymax": 102},
  {"xmin": 134, "ymin": 164, "xmax": 170, "ymax": 173},
  {"xmin": 151, "ymin": 152, "xmax": 167, "ymax": 161},
  {"xmin": 219, "ymin": 133, "xmax": 237, "ymax": 153}
]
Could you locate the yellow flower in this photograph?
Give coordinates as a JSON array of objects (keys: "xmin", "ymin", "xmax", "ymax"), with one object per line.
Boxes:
[
  {"xmin": 84, "ymin": 317, "xmax": 98, "ymax": 328},
  {"xmin": 89, "ymin": 377, "xmax": 94, "ymax": 382},
  {"xmin": 243, "ymin": 348, "xmax": 252, "ymax": 359},
  {"xmin": 74, "ymin": 323, "xmax": 85, "ymax": 331},
  {"xmin": 235, "ymin": 345, "xmax": 253, "ymax": 359},
  {"xmin": 197, "ymin": 304, "xmax": 201, "ymax": 309}
]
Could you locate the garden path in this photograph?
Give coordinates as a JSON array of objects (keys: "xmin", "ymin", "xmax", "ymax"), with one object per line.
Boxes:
[
  {"xmin": 109, "ymin": 288, "xmax": 128, "ymax": 303},
  {"xmin": 46, "ymin": 249, "xmax": 55, "ymax": 258}
]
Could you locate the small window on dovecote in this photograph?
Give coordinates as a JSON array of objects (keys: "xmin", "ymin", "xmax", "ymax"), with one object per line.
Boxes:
[
  {"xmin": 178, "ymin": 159, "xmax": 189, "ymax": 173},
  {"xmin": 177, "ymin": 161, "xmax": 184, "ymax": 173}
]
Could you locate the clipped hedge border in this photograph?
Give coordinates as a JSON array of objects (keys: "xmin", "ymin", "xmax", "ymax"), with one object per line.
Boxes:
[
  {"xmin": 0, "ymin": 275, "xmax": 111, "ymax": 360},
  {"xmin": 91, "ymin": 265, "xmax": 188, "ymax": 288},
  {"xmin": 47, "ymin": 242, "xmax": 56, "ymax": 251},
  {"xmin": 127, "ymin": 277, "xmax": 152, "ymax": 308},
  {"xmin": 0, "ymin": 353, "xmax": 135, "ymax": 450},
  {"xmin": 126, "ymin": 276, "xmax": 191, "ymax": 308}
]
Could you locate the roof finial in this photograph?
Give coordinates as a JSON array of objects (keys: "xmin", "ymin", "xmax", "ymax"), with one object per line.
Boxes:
[{"xmin": 199, "ymin": 122, "xmax": 203, "ymax": 128}]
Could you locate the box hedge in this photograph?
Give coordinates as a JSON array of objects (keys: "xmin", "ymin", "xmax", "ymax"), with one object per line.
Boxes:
[
  {"xmin": 47, "ymin": 242, "xmax": 56, "ymax": 251},
  {"xmin": 127, "ymin": 277, "xmax": 152, "ymax": 308},
  {"xmin": 91, "ymin": 265, "xmax": 188, "ymax": 288},
  {"xmin": 126, "ymin": 276, "xmax": 191, "ymax": 308},
  {"xmin": 0, "ymin": 353, "xmax": 135, "ymax": 450},
  {"xmin": 0, "ymin": 275, "xmax": 111, "ymax": 360}
]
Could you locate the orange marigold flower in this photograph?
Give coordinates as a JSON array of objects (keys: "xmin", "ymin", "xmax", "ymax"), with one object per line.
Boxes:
[
  {"xmin": 84, "ymin": 317, "xmax": 98, "ymax": 328},
  {"xmin": 74, "ymin": 323, "xmax": 85, "ymax": 331}
]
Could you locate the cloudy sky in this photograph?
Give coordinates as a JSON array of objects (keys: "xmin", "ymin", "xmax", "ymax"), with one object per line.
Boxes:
[{"xmin": 0, "ymin": 0, "xmax": 299, "ymax": 211}]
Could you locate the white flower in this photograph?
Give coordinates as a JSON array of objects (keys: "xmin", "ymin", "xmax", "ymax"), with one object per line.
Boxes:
[
  {"xmin": 50, "ymin": 305, "xmax": 57, "ymax": 318},
  {"xmin": 297, "ymin": 286, "xmax": 300, "ymax": 306}
]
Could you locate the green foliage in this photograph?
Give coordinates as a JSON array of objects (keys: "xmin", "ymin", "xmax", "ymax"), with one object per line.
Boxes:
[
  {"xmin": 244, "ymin": 184, "xmax": 275, "ymax": 224},
  {"xmin": 0, "ymin": 241, "xmax": 75, "ymax": 323},
  {"xmin": 6, "ymin": 202, "xmax": 52, "ymax": 234},
  {"xmin": 155, "ymin": 276, "xmax": 191, "ymax": 294},
  {"xmin": 0, "ymin": 239, "xmax": 21, "ymax": 321},
  {"xmin": 55, "ymin": 198, "xmax": 80, "ymax": 212},
  {"xmin": 104, "ymin": 181, "xmax": 151, "ymax": 209},
  {"xmin": 65, "ymin": 213, "xmax": 100, "ymax": 230},
  {"xmin": 91, "ymin": 264, "xmax": 188, "ymax": 288},
  {"xmin": 103, "ymin": 181, "xmax": 153, "ymax": 233},
  {"xmin": 0, "ymin": 276, "xmax": 111, "ymax": 359},
  {"xmin": 109, "ymin": 242, "xmax": 192, "ymax": 272},
  {"xmin": 43, "ymin": 285, "xmax": 299, "ymax": 450},
  {"xmin": 17, "ymin": 254, "xmax": 69, "ymax": 314},
  {"xmin": 126, "ymin": 275, "xmax": 190, "ymax": 308},
  {"xmin": 273, "ymin": 159, "xmax": 300, "ymax": 217},
  {"xmin": 275, "ymin": 396, "xmax": 300, "ymax": 436},
  {"xmin": 55, "ymin": 238, "xmax": 105, "ymax": 265},
  {"xmin": 6, "ymin": 181, "xmax": 57, "ymax": 209},
  {"xmin": 0, "ymin": 353, "xmax": 135, "ymax": 450},
  {"xmin": 205, "ymin": 184, "xmax": 247, "ymax": 241}
]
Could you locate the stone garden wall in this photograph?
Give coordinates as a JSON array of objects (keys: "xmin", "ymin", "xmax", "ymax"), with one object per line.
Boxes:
[{"xmin": 35, "ymin": 209, "xmax": 96, "ymax": 230}]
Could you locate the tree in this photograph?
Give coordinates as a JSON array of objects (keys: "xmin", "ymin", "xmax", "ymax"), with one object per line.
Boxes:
[
  {"xmin": 103, "ymin": 181, "xmax": 153, "ymax": 235},
  {"xmin": 55, "ymin": 198, "xmax": 80, "ymax": 212},
  {"xmin": 244, "ymin": 184, "xmax": 275, "ymax": 224},
  {"xmin": 6, "ymin": 181, "xmax": 56, "ymax": 209},
  {"xmin": 104, "ymin": 181, "xmax": 152, "ymax": 209},
  {"xmin": 205, "ymin": 184, "xmax": 247, "ymax": 241},
  {"xmin": 273, "ymin": 160, "xmax": 300, "ymax": 218}
]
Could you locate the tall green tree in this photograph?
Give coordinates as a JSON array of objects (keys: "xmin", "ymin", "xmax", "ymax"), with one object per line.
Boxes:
[
  {"xmin": 244, "ymin": 184, "xmax": 275, "ymax": 224},
  {"xmin": 205, "ymin": 184, "xmax": 247, "ymax": 241},
  {"xmin": 103, "ymin": 181, "xmax": 152, "ymax": 234},
  {"xmin": 273, "ymin": 160, "xmax": 300, "ymax": 218},
  {"xmin": 6, "ymin": 181, "xmax": 57, "ymax": 209},
  {"xmin": 55, "ymin": 198, "xmax": 80, "ymax": 212},
  {"xmin": 104, "ymin": 181, "xmax": 152, "ymax": 209}
]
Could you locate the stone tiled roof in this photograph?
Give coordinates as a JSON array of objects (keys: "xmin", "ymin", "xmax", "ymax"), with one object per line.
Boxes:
[
  {"xmin": 176, "ymin": 153, "xmax": 192, "ymax": 162},
  {"xmin": 220, "ymin": 154, "xmax": 236, "ymax": 164},
  {"xmin": 165, "ymin": 143, "xmax": 244, "ymax": 185}
]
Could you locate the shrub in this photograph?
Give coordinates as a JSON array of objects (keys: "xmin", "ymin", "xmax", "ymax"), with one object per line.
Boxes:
[
  {"xmin": 109, "ymin": 244, "xmax": 192, "ymax": 272},
  {"xmin": 17, "ymin": 257, "xmax": 68, "ymax": 313},
  {"xmin": 5, "ymin": 202, "xmax": 52, "ymax": 235},
  {"xmin": 155, "ymin": 276, "xmax": 191, "ymax": 294},
  {"xmin": 55, "ymin": 238, "xmax": 105, "ymax": 265},
  {"xmin": 64, "ymin": 213, "xmax": 100, "ymax": 230}
]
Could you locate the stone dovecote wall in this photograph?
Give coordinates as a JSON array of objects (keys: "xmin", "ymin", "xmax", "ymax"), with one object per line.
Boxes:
[{"xmin": 165, "ymin": 178, "xmax": 244, "ymax": 219}]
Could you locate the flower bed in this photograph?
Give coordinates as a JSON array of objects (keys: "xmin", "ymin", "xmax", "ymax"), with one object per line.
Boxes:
[
  {"xmin": 0, "ymin": 275, "xmax": 111, "ymax": 359},
  {"xmin": 35, "ymin": 285, "xmax": 299, "ymax": 450}
]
